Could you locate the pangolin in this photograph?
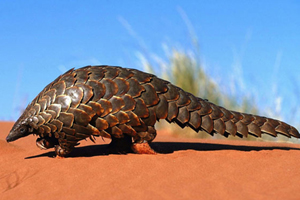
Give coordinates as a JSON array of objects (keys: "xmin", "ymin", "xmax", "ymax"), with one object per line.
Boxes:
[{"xmin": 6, "ymin": 65, "xmax": 300, "ymax": 157}]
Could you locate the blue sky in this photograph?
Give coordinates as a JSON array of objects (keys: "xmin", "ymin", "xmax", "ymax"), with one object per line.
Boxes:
[{"xmin": 0, "ymin": 1, "xmax": 300, "ymax": 125}]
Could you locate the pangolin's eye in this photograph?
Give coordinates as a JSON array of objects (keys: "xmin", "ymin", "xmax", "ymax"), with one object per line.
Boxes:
[{"xmin": 20, "ymin": 126, "xmax": 27, "ymax": 134}]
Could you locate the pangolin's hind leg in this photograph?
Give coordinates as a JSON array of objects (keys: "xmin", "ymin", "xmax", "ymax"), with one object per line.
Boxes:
[
  {"xmin": 132, "ymin": 126, "xmax": 157, "ymax": 154},
  {"xmin": 36, "ymin": 134, "xmax": 78, "ymax": 158},
  {"xmin": 108, "ymin": 134, "xmax": 133, "ymax": 154}
]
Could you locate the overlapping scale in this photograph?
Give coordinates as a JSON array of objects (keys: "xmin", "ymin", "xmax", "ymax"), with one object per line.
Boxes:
[
  {"xmin": 114, "ymin": 111, "xmax": 130, "ymax": 124},
  {"xmin": 38, "ymin": 98, "xmax": 48, "ymax": 112},
  {"xmin": 57, "ymin": 112, "xmax": 74, "ymax": 127},
  {"xmin": 140, "ymin": 83, "xmax": 159, "ymax": 106},
  {"xmin": 133, "ymin": 98, "xmax": 149, "ymax": 118},
  {"xmin": 76, "ymin": 83, "xmax": 93, "ymax": 104},
  {"xmin": 43, "ymin": 89, "xmax": 56, "ymax": 103},
  {"xmin": 114, "ymin": 77, "xmax": 130, "ymax": 96},
  {"xmin": 101, "ymin": 78, "xmax": 118, "ymax": 99},
  {"xmin": 176, "ymin": 107, "xmax": 189, "ymax": 124},
  {"xmin": 118, "ymin": 68, "xmax": 134, "ymax": 79},
  {"xmin": 59, "ymin": 73, "xmax": 76, "ymax": 88},
  {"xmin": 104, "ymin": 114, "xmax": 119, "ymax": 127},
  {"xmin": 130, "ymin": 69, "xmax": 152, "ymax": 83},
  {"xmin": 142, "ymin": 107, "xmax": 156, "ymax": 126},
  {"xmin": 127, "ymin": 78, "xmax": 145, "ymax": 98},
  {"xmin": 213, "ymin": 118, "xmax": 226, "ymax": 135},
  {"xmin": 209, "ymin": 103, "xmax": 223, "ymax": 119},
  {"xmin": 68, "ymin": 108, "xmax": 91, "ymax": 126},
  {"xmin": 201, "ymin": 115, "xmax": 214, "ymax": 134},
  {"xmin": 39, "ymin": 112, "xmax": 52, "ymax": 123},
  {"xmin": 51, "ymin": 80, "xmax": 66, "ymax": 96},
  {"xmin": 121, "ymin": 94, "xmax": 136, "ymax": 112},
  {"xmin": 75, "ymin": 69, "xmax": 89, "ymax": 83},
  {"xmin": 87, "ymin": 66, "xmax": 105, "ymax": 81},
  {"xmin": 150, "ymin": 76, "xmax": 168, "ymax": 93},
  {"xmin": 86, "ymin": 80, "xmax": 105, "ymax": 102},
  {"xmin": 99, "ymin": 99, "xmax": 112, "ymax": 117},
  {"xmin": 176, "ymin": 90, "xmax": 191, "ymax": 107},
  {"xmin": 54, "ymin": 95, "xmax": 71, "ymax": 112},
  {"xmin": 109, "ymin": 96, "xmax": 125, "ymax": 114},
  {"xmin": 198, "ymin": 99, "xmax": 212, "ymax": 115},
  {"xmin": 78, "ymin": 104, "xmax": 96, "ymax": 119},
  {"xmin": 65, "ymin": 86, "xmax": 83, "ymax": 108},
  {"xmin": 95, "ymin": 118, "xmax": 109, "ymax": 131},
  {"xmin": 166, "ymin": 101, "xmax": 178, "ymax": 121},
  {"xmin": 187, "ymin": 94, "xmax": 201, "ymax": 111},
  {"xmin": 164, "ymin": 84, "xmax": 179, "ymax": 102},
  {"xmin": 87, "ymin": 101, "xmax": 104, "ymax": 116},
  {"xmin": 104, "ymin": 66, "xmax": 119, "ymax": 79},
  {"xmin": 111, "ymin": 126, "xmax": 123, "ymax": 138},
  {"xmin": 155, "ymin": 95, "xmax": 168, "ymax": 119},
  {"xmin": 189, "ymin": 111, "xmax": 201, "ymax": 130}
]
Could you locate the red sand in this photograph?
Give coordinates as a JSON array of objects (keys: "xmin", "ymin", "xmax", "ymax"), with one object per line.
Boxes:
[{"xmin": 1, "ymin": 121, "xmax": 300, "ymax": 200}]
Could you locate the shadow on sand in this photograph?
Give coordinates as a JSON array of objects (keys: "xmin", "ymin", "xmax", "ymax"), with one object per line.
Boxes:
[{"xmin": 25, "ymin": 141, "xmax": 300, "ymax": 159}]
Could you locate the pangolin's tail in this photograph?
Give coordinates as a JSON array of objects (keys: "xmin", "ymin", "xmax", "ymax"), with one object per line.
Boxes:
[{"xmin": 154, "ymin": 81, "xmax": 300, "ymax": 139}]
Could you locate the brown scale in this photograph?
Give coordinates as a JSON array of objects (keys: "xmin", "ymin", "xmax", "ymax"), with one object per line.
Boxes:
[{"xmin": 6, "ymin": 65, "xmax": 300, "ymax": 158}]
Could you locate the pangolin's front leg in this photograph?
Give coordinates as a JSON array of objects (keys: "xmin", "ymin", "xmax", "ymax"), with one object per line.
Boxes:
[
  {"xmin": 54, "ymin": 137, "xmax": 80, "ymax": 157},
  {"xmin": 36, "ymin": 136, "xmax": 74, "ymax": 158},
  {"xmin": 36, "ymin": 137, "xmax": 58, "ymax": 150}
]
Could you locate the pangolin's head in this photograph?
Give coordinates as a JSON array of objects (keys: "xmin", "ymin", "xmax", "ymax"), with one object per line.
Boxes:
[
  {"xmin": 6, "ymin": 104, "xmax": 58, "ymax": 150},
  {"xmin": 6, "ymin": 113, "xmax": 33, "ymax": 142}
]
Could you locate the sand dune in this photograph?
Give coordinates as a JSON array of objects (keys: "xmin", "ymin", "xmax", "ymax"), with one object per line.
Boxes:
[{"xmin": 1, "ymin": 121, "xmax": 300, "ymax": 200}]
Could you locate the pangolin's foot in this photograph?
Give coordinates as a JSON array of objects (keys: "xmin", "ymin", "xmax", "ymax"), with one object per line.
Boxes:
[
  {"xmin": 55, "ymin": 155, "xmax": 65, "ymax": 159},
  {"xmin": 54, "ymin": 145, "xmax": 72, "ymax": 158},
  {"xmin": 131, "ymin": 141, "xmax": 157, "ymax": 154}
]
